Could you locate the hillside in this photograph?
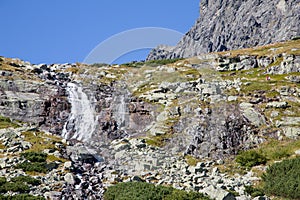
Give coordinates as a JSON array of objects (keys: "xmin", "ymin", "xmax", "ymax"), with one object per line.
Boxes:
[{"xmin": 0, "ymin": 39, "xmax": 299, "ymax": 199}]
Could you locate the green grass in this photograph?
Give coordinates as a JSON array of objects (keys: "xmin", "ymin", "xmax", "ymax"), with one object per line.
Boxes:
[
  {"xmin": 0, "ymin": 116, "xmax": 19, "ymax": 129},
  {"xmin": 217, "ymin": 39, "xmax": 300, "ymax": 57},
  {"xmin": 257, "ymin": 139, "xmax": 300, "ymax": 161},
  {"xmin": 21, "ymin": 131, "xmax": 61, "ymax": 152},
  {"xmin": 122, "ymin": 58, "xmax": 184, "ymax": 68},
  {"xmin": 46, "ymin": 154, "xmax": 68, "ymax": 163},
  {"xmin": 241, "ymin": 81, "xmax": 273, "ymax": 93},
  {"xmin": 145, "ymin": 133, "xmax": 173, "ymax": 147},
  {"xmin": 185, "ymin": 155, "xmax": 201, "ymax": 166}
]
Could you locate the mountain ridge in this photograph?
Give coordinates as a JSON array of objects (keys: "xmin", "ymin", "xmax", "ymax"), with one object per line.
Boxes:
[{"xmin": 147, "ymin": 0, "xmax": 300, "ymax": 60}]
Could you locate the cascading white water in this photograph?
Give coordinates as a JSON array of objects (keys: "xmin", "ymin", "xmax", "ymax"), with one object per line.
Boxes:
[
  {"xmin": 62, "ymin": 82, "xmax": 97, "ymax": 142},
  {"xmin": 114, "ymin": 94, "xmax": 128, "ymax": 128}
]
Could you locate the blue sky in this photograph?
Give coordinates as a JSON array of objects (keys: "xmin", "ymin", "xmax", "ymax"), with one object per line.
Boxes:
[{"xmin": 0, "ymin": 1, "xmax": 199, "ymax": 64}]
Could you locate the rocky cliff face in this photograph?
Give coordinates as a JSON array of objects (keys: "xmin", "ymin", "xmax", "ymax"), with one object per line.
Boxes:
[{"xmin": 147, "ymin": 0, "xmax": 300, "ymax": 60}]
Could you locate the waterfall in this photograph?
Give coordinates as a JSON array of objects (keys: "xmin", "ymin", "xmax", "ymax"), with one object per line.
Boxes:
[
  {"xmin": 113, "ymin": 94, "xmax": 129, "ymax": 129},
  {"xmin": 62, "ymin": 82, "xmax": 97, "ymax": 142}
]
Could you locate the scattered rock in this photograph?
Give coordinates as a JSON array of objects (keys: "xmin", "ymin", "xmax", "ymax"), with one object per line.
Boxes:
[{"xmin": 266, "ymin": 101, "xmax": 288, "ymax": 109}]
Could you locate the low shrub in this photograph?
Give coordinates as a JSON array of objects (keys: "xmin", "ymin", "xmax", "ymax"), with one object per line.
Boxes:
[
  {"xmin": 20, "ymin": 152, "xmax": 47, "ymax": 163},
  {"xmin": 104, "ymin": 182, "xmax": 210, "ymax": 200},
  {"xmin": 262, "ymin": 157, "xmax": 300, "ymax": 199},
  {"xmin": 0, "ymin": 194, "xmax": 45, "ymax": 200},
  {"xmin": 236, "ymin": 150, "xmax": 267, "ymax": 168},
  {"xmin": 16, "ymin": 162, "xmax": 47, "ymax": 173},
  {"xmin": 0, "ymin": 177, "xmax": 6, "ymax": 186},
  {"xmin": 11, "ymin": 176, "xmax": 41, "ymax": 186},
  {"xmin": 244, "ymin": 185, "xmax": 264, "ymax": 197},
  {"xmin": 0, "ymin": 182, "xmax": 30, "ymax": 193}
]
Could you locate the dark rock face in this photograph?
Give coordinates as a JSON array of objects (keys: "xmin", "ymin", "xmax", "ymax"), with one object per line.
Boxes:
[
  {"xmin": 186, "ymin": 104, "xmax": 258, "ymax": 159},
  {"xmin": 147, "ymin": 0, "xmax": 300, "ymax": 60},
  {"xmin": 0, "ymin": 79, "xmax": 69, "ymax": 134}
]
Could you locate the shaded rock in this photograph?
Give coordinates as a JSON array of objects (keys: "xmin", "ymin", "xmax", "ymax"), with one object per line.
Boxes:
[{"xmin": 266, "ymin": 101, "xmax": 288, "ymax": 109}]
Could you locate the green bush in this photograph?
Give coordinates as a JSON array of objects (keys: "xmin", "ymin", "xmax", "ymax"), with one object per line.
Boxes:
[
  {"xmin": 20, "ymin": 152, "xmax": 47, "ymax": 163},
  {"xmin": 244, "ymin": 185, "xmax": 264, "ymax": 197},
  {"xmin": 104, "ymin": 182, "xmax": 210, "ymax": 200},
  {"xmin": 0, "ymin": 182, "xmax": 30, "ymax": 193},
  {"xmin": 11, "ymin": 176, "xmax": 41, "ymax": 186},
  {"xmin": 0, "ymin": 177, "xmax": 6, "ymax": 186},
  {"xmin": 0, "ymin": 194, "xmax": 45, "ymax": 200},
  {"xmin": 16, "ymin": 162, "xmax": 47, "ymax": 173},
  {"xmin": 236, "ymin": 150, "xmax": 267, "ymax": 168},
  {"xmin": 262, "ymin": 157, "xmax": 300, "ymax": 199}
]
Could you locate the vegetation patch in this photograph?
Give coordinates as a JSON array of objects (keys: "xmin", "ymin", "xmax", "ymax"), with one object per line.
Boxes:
[
  {"xmin": 262, "ymin": 157, "xmax": 300, "ymax": 199},
  {"xmin": 0, "ymin": 182, "xmax": 30, "ymax": 193},
  {"xmin": 244, "ymin": 185, "xmax": 265, "ymax": 197},
  {"xmin": 17, "ymin": 151, "xmax": 58, "ymax": 173},
  {"xmin": 0, "ymin": 116, "xmax": 19, "ymax": 129},
  {"xmin": 236, "ymin": 150, "xmax": 267, "ymax": 169},
  {"xmin": 21, "ymin": 131, "xmax": 61, "ymax": 152},
  {"xmin": 255, "ymin": 139, "xmax": 300, "ymax": 162},
  {"xmin": 185, "ymin": 155, "xmax": 201, "ymax": 166},
  {"xmin": 0, "ymin": 176, "xmax": 43, "ymax": 199},
  {"xmin": 217, "ymin": 39, "xmax": 300, "ymax": 57},
  {"xmin": 16, "ymin": 162, "xmax": 47, "ymax": 173},
  {"xmin": 145, "ymin": 133, "xmax": 173, "ymax": 147},
  {"xmin": 122, "ymin": 58, "xmax": 184, "ymax": 68},
  {"xmin": 11, "ymin": 176, "xmax": 41, "ymax": 186},
  {"xmin": 20, "ymin": 152, "xmax": 47, "ymax": 163},
  {"xmin": 104, "ymin": 181, "xmax": 210, "ymax": 200},
  {"xmin": 0, "ymin": 194, "xmax": 45, "ymax": 200}
]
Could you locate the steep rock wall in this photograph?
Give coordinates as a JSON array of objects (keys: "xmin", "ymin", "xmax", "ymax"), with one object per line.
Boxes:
[{"xmin": 147, "ymin": 0, "xmax": 300, "ymax": 60}]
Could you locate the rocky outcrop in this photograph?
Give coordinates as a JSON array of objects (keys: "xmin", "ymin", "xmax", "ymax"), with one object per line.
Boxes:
[
  {"xmin": 147, "ymin": 0, "xmax": 300, "ymax": 60},
  {"xmin": 0, "ymin": 60, "xmax": 71, "ymax": 135}
]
